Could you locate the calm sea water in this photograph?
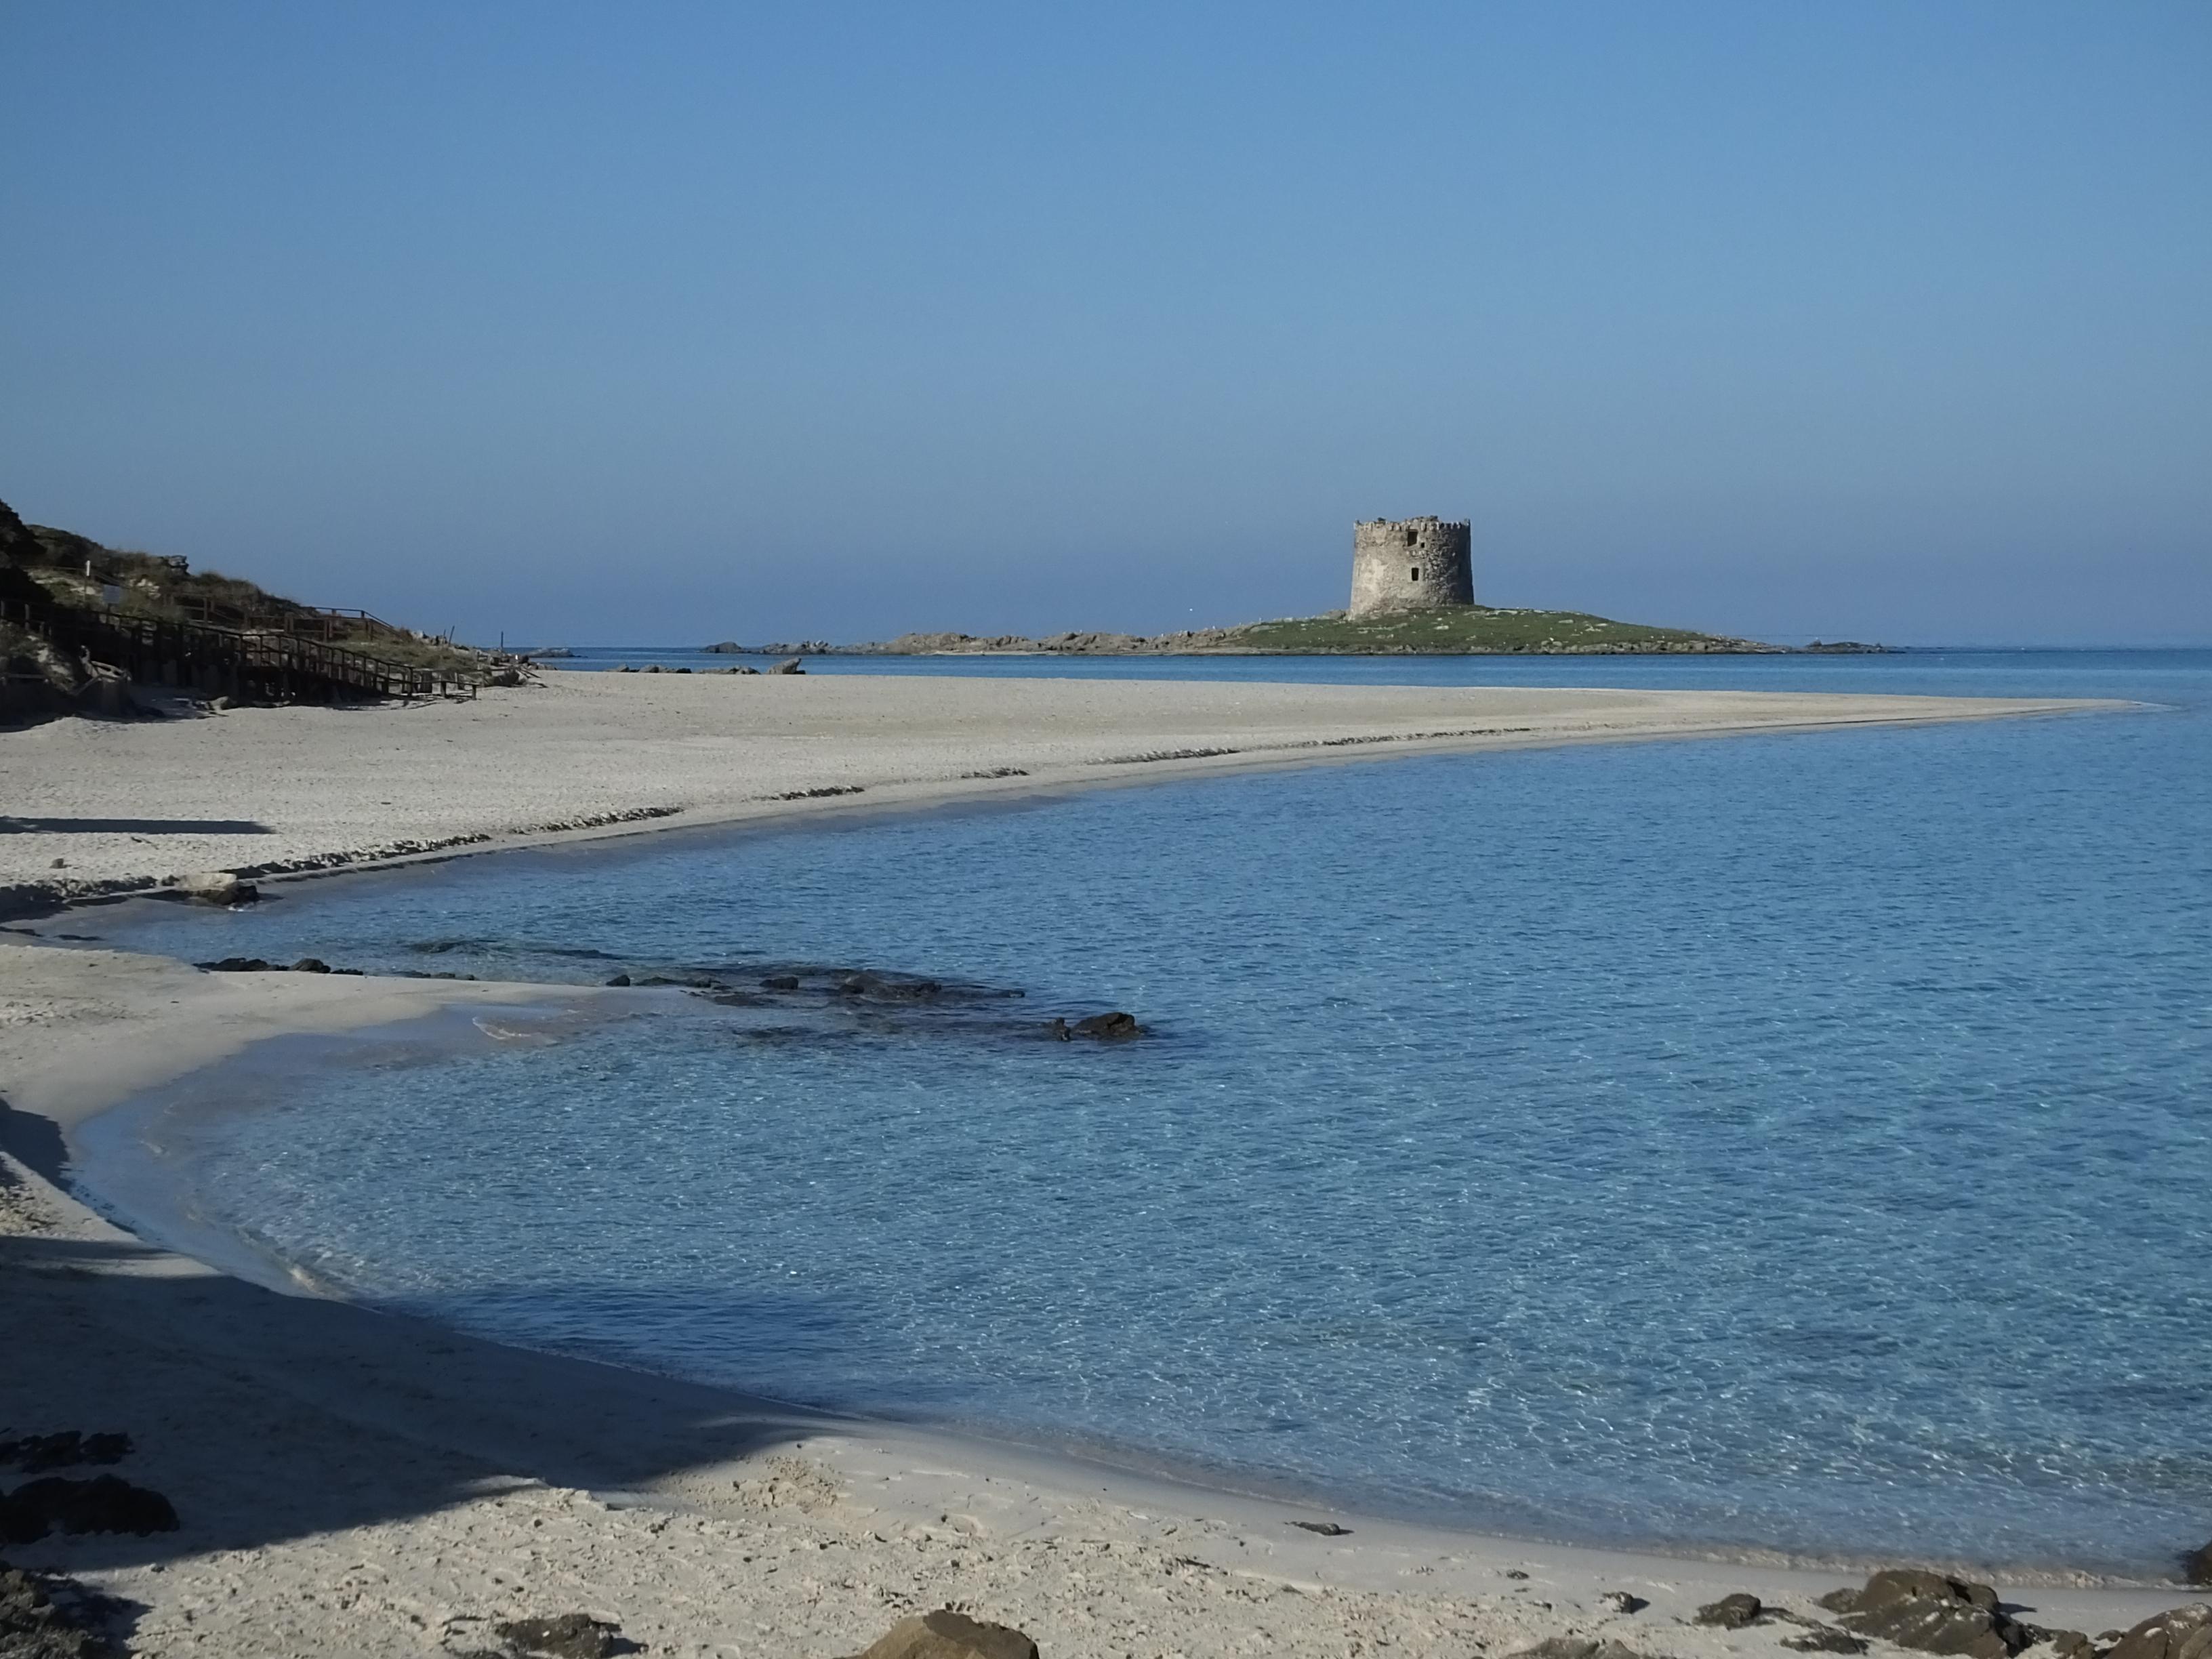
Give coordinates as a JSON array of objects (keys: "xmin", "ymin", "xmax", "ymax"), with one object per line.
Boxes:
[{"xmin": 78, "ymin": 653, "xmax": 2212, "ymax": 1574}]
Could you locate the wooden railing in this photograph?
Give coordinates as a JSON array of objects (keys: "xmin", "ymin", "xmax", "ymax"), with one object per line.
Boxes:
[
  {"xmin": 2, "ymin": 584, "xmax": 475, "ymax": 703},
  {"xmin": 170, "ymin": 596, "xmax": 417, "ymax": 644}
]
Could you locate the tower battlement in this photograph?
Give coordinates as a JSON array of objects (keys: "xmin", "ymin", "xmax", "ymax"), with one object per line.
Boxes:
[{"xmin": 1349, "ymin": 516, "xmax": 1474, "ymax": 618}]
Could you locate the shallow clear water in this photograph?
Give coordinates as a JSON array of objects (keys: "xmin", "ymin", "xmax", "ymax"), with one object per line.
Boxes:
[{"xmin": 79, "ymin": 653, "xmax": 2212, "ymax": 1573}]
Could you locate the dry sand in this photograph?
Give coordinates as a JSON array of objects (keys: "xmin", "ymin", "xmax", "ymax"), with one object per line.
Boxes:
[
  {"xmin": 0, "ymin": 669, "xmax": 2123, "ymax": 912},
  {"xmin": 1, "ymin": 674, "xmax": 2179, "ymax": 1657}
]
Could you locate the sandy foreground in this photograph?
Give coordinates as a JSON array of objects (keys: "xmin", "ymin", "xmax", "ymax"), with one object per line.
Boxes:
[{"xmin": 1, "ymin": 674, "xmax": 2181, "ymax": 1658}]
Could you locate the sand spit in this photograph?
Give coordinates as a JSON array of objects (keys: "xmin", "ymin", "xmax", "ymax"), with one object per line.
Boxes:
[
  {"xmin": 0, "ymin": 670, "xmax": 2125, "ymax": 914},
  {"xmin": 0, "ymin": 676, "xmax": 2177, "ymax": 1656}
]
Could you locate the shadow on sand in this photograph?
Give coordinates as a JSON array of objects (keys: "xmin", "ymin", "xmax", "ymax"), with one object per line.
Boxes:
[{"xmin": 0, "ymin": 1229, "xmax": 833, "ymax": 1572}]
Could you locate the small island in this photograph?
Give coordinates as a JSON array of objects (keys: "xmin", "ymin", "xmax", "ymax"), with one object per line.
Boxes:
[
  {"xmin": 710, "ymin": 605, "xmax": 1786, "ymax": 658},
  {"xmin": 707, "ymin": 514, "xmax": 1889, "ymax": 658}
]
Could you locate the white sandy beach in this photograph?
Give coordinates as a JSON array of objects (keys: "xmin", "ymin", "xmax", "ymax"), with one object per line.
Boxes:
[
  {"xmin": 0, "ymin": 670, "xmax": 2122, "ymax": 912},
  {"xmin": 1, "ymin": 674, "xmax": 2181, "ymax": 1658}
]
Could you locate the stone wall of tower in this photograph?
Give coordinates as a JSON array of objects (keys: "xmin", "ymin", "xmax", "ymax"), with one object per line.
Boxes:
[{"xmin": 1349, "ymin": 517, "xmax": 1473, "ymax": 618}]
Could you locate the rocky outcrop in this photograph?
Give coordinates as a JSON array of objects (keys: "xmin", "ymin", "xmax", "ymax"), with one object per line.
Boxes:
[
  {"xmin": 0, "ymin": 1560, "xmax": 114, "ymax": 1659},
  {"xmin": 1819, "ymin": 1570, "xmax": 2035, "ymax": 1659},
  {"xmin": 2187, "ymin": 1542, "xmax": 2212, "ymax": 1588},
  {"xmin": 0, "ymin": 1435, "xmax": 129, "ymax": 1475},
  {"xmin": 1784, "ymin": 1630, "xmax": 1870, "ymax": 1654},
  {"xmin": 1698, "ymin": 1594, "xmax": 1765, "ymax": 1629},
  {"xmin": 0, "ymin": 1475, "xmax": 178, "ymax": 1544},
  {"xmin": 2105, "ymin": 1605, "xmax": 2212, "ymax": 1659},
  {"xmin": 769, "ymin": 657, "xmax": 806, "ymax": 674},
  {"xmin": 172, "ymin": 871, "xmax": 258, "ymax": 907},
  {"xmin": 850, "ymin": 1610, "xmax": 1040, "ymax": 1659}
]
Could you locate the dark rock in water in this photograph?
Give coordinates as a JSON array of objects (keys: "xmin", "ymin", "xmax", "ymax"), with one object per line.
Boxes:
[
  {"xmin": 0, "ymin": 1559, "xmax": 115, "ymax": 1659},
  {"xmin": 851, "ymin": 1610, "xmax": 1038, "ymax": 1659},
  {"xmin": 291, "ymin": 958, "xmax": 331, "ymax": 974},
  {"xmin": 1597, "ymin": 1591, "xmax": 1647, "ymax": 1615},
  {"xmin": 1783, "ymin": 1630, "xmax": 1869, "ymax": 1654},
  {"xmin": 0, "ymin": 1475, "xmax": 178, "ymax": 1542},
  {"xmin": 1698, "ymin": 1594, "xmax": 1765, "ymax": 1629},
  {"xmin": 1288, "ymin": 1519, "xmax": 1351, "ymax": 1536},
  {"xmin": 1046, "ymin": 1011, "xmax": 1147, "ymax": 1040},
  {"xmin": 864, "ymin": 975, "xmax": 941, "ymax": 1000},
  {"xmin": 199, "ymin": 956, "xmax": 275, "ymax": 972},
  {"xmin": 2104, "ymin": 1605, "xmax": 2212, "ymax": 1659},
  {"xmin": 636, "ymin": 974, "xmax": 722, "ymax": 990},
  {"xmin": 0, "ymin": 1435, "xmax": 129, "ymax": 1475},
  {"xmin": 1509, "ymin": 1640, "xmax": 1647, "ymax": 1659},
  {"xmin": 1824, "ymin": 1569, "xmax": 2030, "ymax": 1659},
  {"xmin": 604, "ymin": 974, "xmax": 631, "ymax": 987},
  {"xmin": 760, "ymin": 974, "xmax": 800, "ymax": 991},
  {"xmin": 840, "ymin": 975, "xmax": 867, "ymax": 995},
  {"xmin": 2188, "ymin": 1541, "xmax": 2212, "ymax": 1586}
]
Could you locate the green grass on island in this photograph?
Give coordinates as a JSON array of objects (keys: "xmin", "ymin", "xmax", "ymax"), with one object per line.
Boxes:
[{"xmin": 1218, "ymin": 605, "xmax": 1774, "ymax": 655}]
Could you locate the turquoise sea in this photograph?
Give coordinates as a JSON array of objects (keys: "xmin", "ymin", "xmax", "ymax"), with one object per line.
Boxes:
[{"xmin": 75, "ymin": 652, "xmax": 2212, "ymax": 1575}]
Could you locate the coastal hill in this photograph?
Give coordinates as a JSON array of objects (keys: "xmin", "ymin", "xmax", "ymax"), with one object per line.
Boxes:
[
  {"xmin": 710, "ymin": 605, "xmax": 1845, "ymax": 658},
  {"xmin": 1, "ymin": 498, "xmax": 493, "ymax": 720}
]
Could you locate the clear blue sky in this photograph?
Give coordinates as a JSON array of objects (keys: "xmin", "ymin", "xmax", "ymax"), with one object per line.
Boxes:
[{"xmin": 4, "ymin": 1, "xmax": 2207, "ymax": 646}]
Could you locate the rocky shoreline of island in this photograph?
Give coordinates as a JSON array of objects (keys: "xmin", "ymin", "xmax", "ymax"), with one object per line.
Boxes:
[{"xmin": 699, "ymin": 613, "xmax": 1898, "ymax": 659}]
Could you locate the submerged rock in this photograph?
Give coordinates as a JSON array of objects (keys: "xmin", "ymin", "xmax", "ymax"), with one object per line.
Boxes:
[
  {"xmin": 850, "ymin": 1610, "xmax": 1038, "ymax": 1659},
  {"xmin": 1050, "ymin": 1011, "xmax": 1145, "ymax": 1041},
  {"xmin": 0, "ymin": 1475, "xmax": 178, "ymax": 1543},
  {"xmin": 0, "ymin": 1435, "xmax": 129, "ymax": 1475}
]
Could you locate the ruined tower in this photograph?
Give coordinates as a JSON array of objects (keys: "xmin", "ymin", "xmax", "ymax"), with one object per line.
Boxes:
[{"xmin": 1349, "ymin": 516, "xmax": 1473, "ymax": 619}]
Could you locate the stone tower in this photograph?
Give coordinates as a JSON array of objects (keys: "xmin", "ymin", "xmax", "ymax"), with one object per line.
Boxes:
[{"xmin": 1349, "ymin": 516, "xmax": 1473, "ymax": 618}]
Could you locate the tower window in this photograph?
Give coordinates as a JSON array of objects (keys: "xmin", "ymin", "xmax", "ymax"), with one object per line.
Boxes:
[{"xmin": 1410, "ymin": 567, "xmax": 1420, "ymax": 581}]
